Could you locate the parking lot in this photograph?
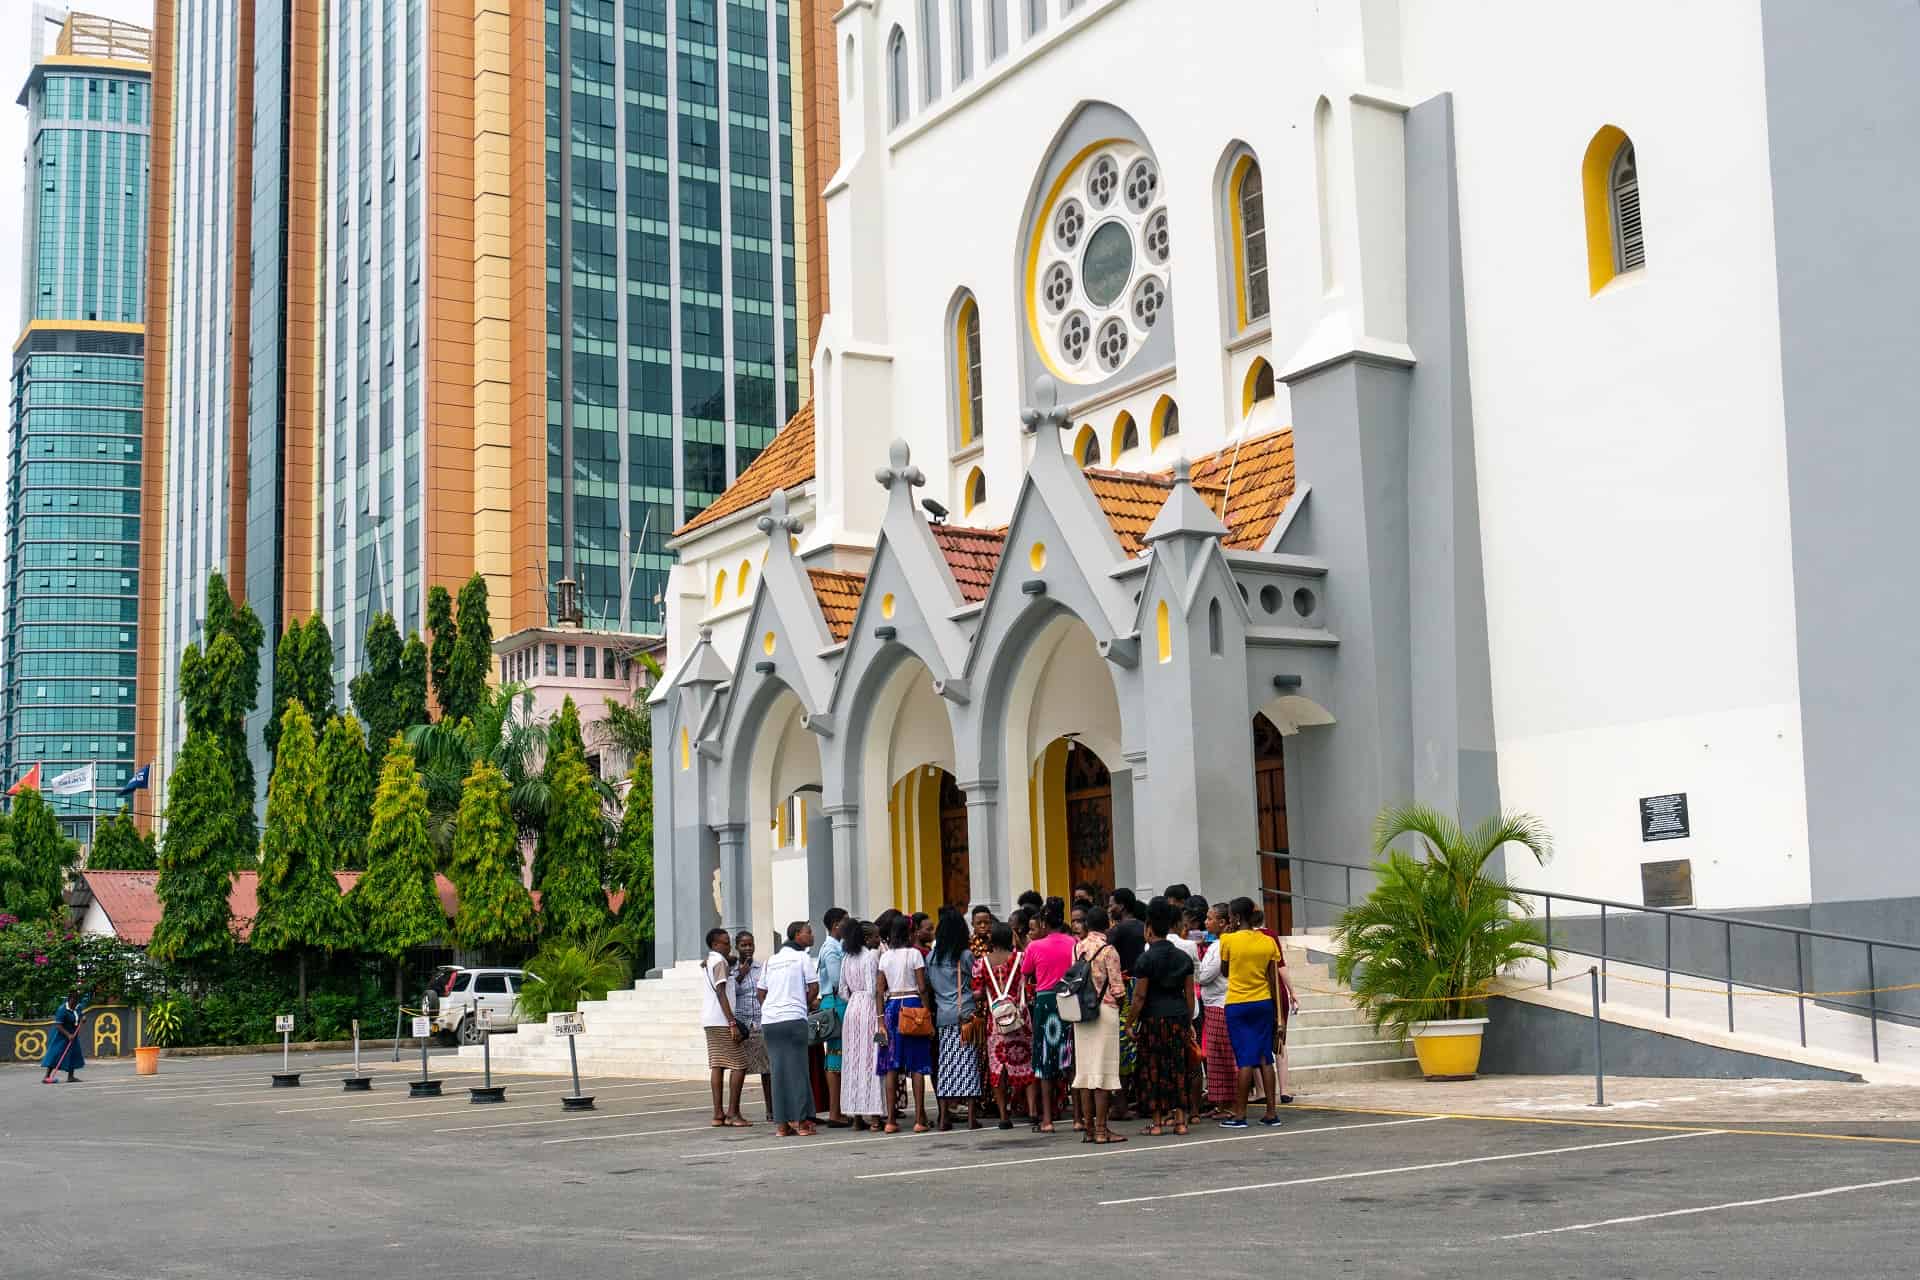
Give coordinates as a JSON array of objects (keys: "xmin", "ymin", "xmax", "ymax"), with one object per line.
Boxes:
[{"xmin": 5, "ymin": 1049, "xmax": 1920, "ymax": 1278}]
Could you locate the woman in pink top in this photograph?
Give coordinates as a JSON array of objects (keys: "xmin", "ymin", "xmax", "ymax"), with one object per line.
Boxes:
[{"xmin": 1018, "ymin": 898, "xmax": 1077, "ymax": 1133}]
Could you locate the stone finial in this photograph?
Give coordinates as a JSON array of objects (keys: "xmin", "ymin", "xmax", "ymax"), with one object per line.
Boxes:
[
  {"xmin": 1144, "ymin": 452, "xmax": 1229, "ymax": 544},
  {"xmin": 1171, "ymin": 457, "xmax": 1192, "ymax": 486},
  {"xmin": 874, "ymin": 438, "xmax": 926, "ymax": 491},
  {"xmin": 756, "ymin": 487, "xmax": 804, "ymax": 538},
  {"xmin": 1019, "ymin": 374, "xmax": 1070, "ymax": 436}
]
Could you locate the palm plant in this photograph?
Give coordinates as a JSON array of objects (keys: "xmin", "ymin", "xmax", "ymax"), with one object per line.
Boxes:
[
  {"xmin": 515, "ymin": 926, "xmax": 633, "ymax": 1023},
  {"xmin": 405, "ymin": 683, "xmax": 551, "ymax": 853},
  {"xmin": 1331, "ymin": 804, "xmax": 1553, "ymax": 1041},
  {"xmin": 589, "ymin": 650, "xmax": 663, "ymax": 773}
]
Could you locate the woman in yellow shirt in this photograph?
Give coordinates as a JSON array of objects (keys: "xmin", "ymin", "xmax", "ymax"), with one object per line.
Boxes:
[{"xmin": 1215, "ymin": 896, "xmax": 1282, "ymax": 1129}]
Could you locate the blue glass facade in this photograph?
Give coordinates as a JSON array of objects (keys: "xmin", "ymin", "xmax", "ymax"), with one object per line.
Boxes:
[
  {"xmin": 3, "ymin": 55, "xmax": 152, "ymax": 840},
  {"xmin": 547, "ymin": 0, "xmax": 800, "ymax": 632}
]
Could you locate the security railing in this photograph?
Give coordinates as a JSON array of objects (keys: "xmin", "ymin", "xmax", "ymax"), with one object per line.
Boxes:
[{"xmin": 1257, "ymin": 850, "xmax": 1920, "ymax": 1065}]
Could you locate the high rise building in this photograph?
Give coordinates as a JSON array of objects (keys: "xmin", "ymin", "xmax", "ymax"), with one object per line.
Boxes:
[
  {"xmin": 146, "ymin": 0, "xmax": 826, "ymax": 800},
  {"xmin": 1, "ymin": 9, "xmax": 153, "ymax": 840}
]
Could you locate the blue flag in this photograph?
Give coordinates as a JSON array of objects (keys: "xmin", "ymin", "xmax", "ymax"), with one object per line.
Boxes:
[{"xmin": 117, "ymin": 763, "xmax": 151, "ymax": 796}]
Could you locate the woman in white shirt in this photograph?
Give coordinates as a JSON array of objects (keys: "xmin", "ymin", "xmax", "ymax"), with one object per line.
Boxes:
[
  {"xmin": 757, "ymin": 921, "xmax": 821, "ymax": 1138},
  {"xmin": 1194, "ymin": 901, "xmax": 1235, "ymax": 1118},
  {"xmin": 874, "ymin": 915, "xmax": 933, "ymax": 1133},
  {"xmin": 700, "ymin": 927, "xmax": 750, "ymax": 1127}
]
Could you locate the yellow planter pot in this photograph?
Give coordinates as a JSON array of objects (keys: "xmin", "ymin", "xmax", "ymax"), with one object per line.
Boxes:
[
  {"xmin": 134, "ymin": 1045, "xmax": 161, "ymax": 1076},
  {"xmin": 1410, "ymin": 1017, "xmax": 1488, "ymax": 1080}
]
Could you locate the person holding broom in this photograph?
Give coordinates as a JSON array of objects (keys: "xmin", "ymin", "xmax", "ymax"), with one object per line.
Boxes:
[{"xmin": 41, "ymin": 989, "xmax": 89, "ymax": 1084}]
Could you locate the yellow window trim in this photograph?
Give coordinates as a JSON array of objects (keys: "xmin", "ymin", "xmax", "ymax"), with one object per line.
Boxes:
[
  {"xmin": 1227, "ymin": 152, "xmax": 1255, "ymax": 331},
  {"xmin": 1148, "ymin": 396, "xmax": 1177, "ymax": 451},
  {"xmin": 711, "ymin": 569, "xmax": 728, "ymax": 606},
  {"xmin": 1581, "ymin": 125, "xmax": 1631, "ymax": 295},
  {"xmin": 1073, "ymin": 424, "xmax": 1098, "ymax": 467},
  {"xmin": 1155, "ymin": 599, "xmax": 1173, "ymax": 663},
  {"xmin": 679, "ymin": 727, "xmax": 690, "ymax": 770},
  {"xmin": 737, "ymin": 559, "xmax": 752, "ymax": 596},
  {"xmin": 1241, "ymin": 358, "xmax": 1273, "ymax": 418},
  {"xmin": 1024, "ymin": 137, "xmax": 1126, "ymax": 384},
  {"xmin": 1111, "ymin": 411, "xmax": 1136, "ymax": 460},
  {"xmin": 954, "ymin": 296, "xmax": 978, "ymax": 447},
  {"xmin": 962, "ymin": 467, "xmax": 985, "ymax": 516}
]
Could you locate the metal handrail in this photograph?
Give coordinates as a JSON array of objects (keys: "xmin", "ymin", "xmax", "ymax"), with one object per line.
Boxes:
[{"xmin": 1255, "ymin": 849, "xmax": 1920, "ymax": 1063}]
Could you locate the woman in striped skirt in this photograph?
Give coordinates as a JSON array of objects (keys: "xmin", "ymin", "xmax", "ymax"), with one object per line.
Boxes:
[{"xmin": 926, "ymin": 907, "xmax": 983, "ymax": 1130}]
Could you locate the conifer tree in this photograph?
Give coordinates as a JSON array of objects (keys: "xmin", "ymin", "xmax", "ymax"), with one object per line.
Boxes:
[
  {"xmin": 612, "ymin": 759, "xmax": 654, "ymax": 941},
  {"xmin": 351, "ymin": 613, "xmax": 407, "ymax": 773},
  {"xmin": 399, "ymin": 632, "xmax": 430, "ymax": 731},
  {"xmin": 531, "ymin": 696, "xmax": 588, "ymax": 890},
  {"xmin": 178, "ymin": 573, "xmax": 265, "ymax": 849},
  {"xmin": 444, "ymin": 573, "xmax": 495, "ymax": 723},
  {"xmin": 426, "ymin": 585, "xmax": 456, "ymax": 715},
  {"xmin": 449, "ymin": 760, "xmax": 537, "ymax": 950},
  {"xmin": 264, "ymin": 618, "xmax": 308, "ymax": 764},
  {"xmin": 299, "ymin": 615, "xmax": 336, "ymax": 724},
  {"xmin": 0, "ymin": 789, "xmax": 75, "ymax": 920},
  {"xmin": 151, "ymin": 731, "xmax": 243, "ymax": 965},
  {"xmin": 85, "ymin": 805, "xmax": 156, "ymax": 872},
  {"xmin": 355, "ymin": 738, "xmax": 446, "ymax": 981},
  {"xmin": 319, "ymin": 714, "xmax": 375, "ymax": 871},
  {"xmin": 538, "ymin": 745, "xmax": 610, "ymax": 940},
  {"xmin": 254, "ymin": 704, "xmax": 357, "ymax": 1004}
]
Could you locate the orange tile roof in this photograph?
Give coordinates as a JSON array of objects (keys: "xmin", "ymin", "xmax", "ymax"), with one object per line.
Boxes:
[
  {"xmin": 1188, "ymin": 427, "xmax": 1297, "ymax": 551},
  {"xmin": 807, "ymin": 568, "xmax": 867, "ymax": 643},
  {"xmin": 931, "ymin": 524, "xmax": 1006, "ymax": 602},
  {"xmin": 675, "ymin": 400, "xmax": 817, "ymax": 537}
]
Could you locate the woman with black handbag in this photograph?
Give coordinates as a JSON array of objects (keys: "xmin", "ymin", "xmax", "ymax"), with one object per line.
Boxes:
[{"xmin": 927, "ymin": 907, "xmax": 983, "ymax": 1130}]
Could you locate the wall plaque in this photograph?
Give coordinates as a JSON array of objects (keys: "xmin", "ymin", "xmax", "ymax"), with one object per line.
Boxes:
[
  {"xmin": 1639, "ymin": 792, "xmax": 1690, "ymax": 842},
  {"xmin": 1640, "ymin": 858, "xmax": 1694, "ymax": 909}
]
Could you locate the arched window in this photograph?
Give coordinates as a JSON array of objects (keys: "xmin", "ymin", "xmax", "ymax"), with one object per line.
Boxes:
[
  {"xmin": 1228, "ymin": 153, "xmax": 1270, "ymax": 326},
  {"xmin": 951, "ymin": 293, "xmax": 983, "ymax": 448},
  {"xmin": 886, "ymin": 27, "xmax": 909, "ymax": 128},
  {"xmin": 951, "ymin": 0, "xmax": 974, "ymax": 84},
  {"xmin": 1149, "ymin": 396, "xmax": 1180, "ymax": 449},
  {"xmin": 1155, "ymin": 599, "xmax": 1172, "ymax": 663},
  {"xmin": 844, "ymin": 34, "xmax": 855, "ymax": 101},
  {"xmin": 964, "ymin": 466, "xmax": 987, "ymax": 515},
  {"xmin": 1611, "ymin": 142, "xmax": 1644, "ymax": 273},
  {"xmin": 1111, "ymin": 412, "xmax": 1139, "ymax": 460},
  {"xmin": 918, "ymin": 0, "xmax": 941, "ymax": 105},
  {"xmin": 736, "ymin": 558, "xmax": 752, "ymax": 596},
  {"xmin": 711, "ymin": 568, "xmax": 728, "ymax": 606},
  {"xmin": 1073, "ymin": 424, "xmax": 1101, "ymax": 467},
  {"xmin": 1581, "ymin": 125, "xmax": 1645, "ymax": 294},
  {"xmin": 1241, "ymin": 358, "xmax": 1275, "ymax": 418},
  {"xmin": 1208, "ymin": 598, "xmax": 1223, "ymax": 655}
]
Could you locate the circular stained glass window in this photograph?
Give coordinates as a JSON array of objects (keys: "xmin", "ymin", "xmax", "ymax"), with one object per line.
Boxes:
[
  {"xmin": 1081, "ymin": 221, "xmax": 1134, "ymax": 308},
  {"xmin": 1027, "ymin": 139, "xmax": 1171, "ymax": 384}
]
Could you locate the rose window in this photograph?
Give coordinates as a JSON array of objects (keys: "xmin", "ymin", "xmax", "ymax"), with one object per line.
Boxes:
[{"xmin": 1029, "ymin": 140, "xmax": 1170, "ymax": 384}]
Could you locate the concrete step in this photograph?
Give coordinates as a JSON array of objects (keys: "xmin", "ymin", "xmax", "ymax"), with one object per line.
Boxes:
[
  {"xmin": 1289, "ymin": 1056, "xmax": 1422, "ymax": 1085},
  {"xmin": 1289, "ymin": 1037, "xmax": 1409, "ymax": 1067},
  {"xmin": 1286, "ymin": 1020, "xmax": 1394, "ymax": 1046}
]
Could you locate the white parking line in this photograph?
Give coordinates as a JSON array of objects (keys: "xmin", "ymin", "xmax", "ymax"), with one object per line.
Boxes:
[
  {"xmin": 346, "ymin": 1088, "xmax": 727, "ymax": 1124},
  {"xmin": 211, "ymin": 1073, "xmax": 588, "ymax": 1108},
  {"xmin": 684, "ymin": 1124, "xmax": 1003, "ymax": 1160},
  {"xmin": 855, "ymin": 1116, "xmax": 1449, "ymax": 1180},
  {"xmin": 1097, "ymin": 1129, "xmax": 1721, "ymax": 1206},
  {"xmin": 1496, "ymin": 1174, "xmax": 1920, "ymax": 1240},
  {"xmin": 542, "ymin": 1123, "xmax": 721, "ymax": 1145},
  {"xmin": 430, "ymin": 1104, "xmax": 717, "ymax": 1135}
]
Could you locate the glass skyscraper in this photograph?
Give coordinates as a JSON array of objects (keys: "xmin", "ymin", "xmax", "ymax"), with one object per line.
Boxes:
[
  {"xmin": 546, "ymin": 0, "xmax": 806, "ymax": 632},
  {"xmin": 1, "ymin": 12, "xmax": 153, "ymax": 840}
]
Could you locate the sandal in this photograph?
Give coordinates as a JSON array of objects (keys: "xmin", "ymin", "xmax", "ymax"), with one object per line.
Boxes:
[
  {"xmin": 883, "ymin": 1121, "xmax": 900, "ymax": 1134},
  {"xmin": 1037, "ymin": 1122, "xmax": 1056, "ymax": 1134},
  {"xmin": 998, "ymin": 1119, "xmax": 1014, "ymax": 1131},
  {"xmin": 1141, "ymin": 1125, "xmax": 1165, "ymax": 1137},
  {"xmin": 1093, "ymin": 1130, "xmax": 1128, "ymax": 1144},
  {"xmin": 912, "ymin": 1122, "xmax": 930, "ymax": 1134},
  {"xmin": 1173, "ymin": 1123, "xmax": 1189, "ymax": 1136},
  {"xmin": 725, "ymin": 1117, "xmax": 753, "ymax": 1128}
]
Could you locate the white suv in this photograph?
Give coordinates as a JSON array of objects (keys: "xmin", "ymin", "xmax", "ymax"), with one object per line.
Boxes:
[{"xmin": 424, "ymin": 967, "xmax": 526, "ymax": 1045}]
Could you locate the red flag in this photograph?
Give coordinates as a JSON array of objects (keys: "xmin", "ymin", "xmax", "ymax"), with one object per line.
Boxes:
[{"xmin": 8, "ymin": 764, "xmax": 41, "ymax": 796}]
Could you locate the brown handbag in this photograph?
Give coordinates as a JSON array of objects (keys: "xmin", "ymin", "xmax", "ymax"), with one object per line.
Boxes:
[{"xmin": 897, "ymin": 1002, "xmax": 934, "ymax": 1037}]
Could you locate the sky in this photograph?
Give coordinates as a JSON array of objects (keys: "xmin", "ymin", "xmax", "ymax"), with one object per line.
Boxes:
[{"xmin": 1, "ymin": 0, "xmax": 156, "ymax": 335}]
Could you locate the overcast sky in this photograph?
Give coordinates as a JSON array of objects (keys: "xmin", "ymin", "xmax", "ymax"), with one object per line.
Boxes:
[{"xmin": 2, "ymin": 0, "xmax": 156, "ymax": 334}]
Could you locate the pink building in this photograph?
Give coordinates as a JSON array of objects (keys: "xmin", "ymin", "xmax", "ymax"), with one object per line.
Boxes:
[{"xmin": 493, "ymin": 623, "xmax": 664, "ymax": 784}]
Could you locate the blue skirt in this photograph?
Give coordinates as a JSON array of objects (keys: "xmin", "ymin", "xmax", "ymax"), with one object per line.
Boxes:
[
  {"xmin": 877, "ymin": 996, "xmax": 933, "ymax": 1076},
  {"xmin": 1225, "ymin": 999, "xmax": 1275, "ymax": 1069},
  {"xmin": 819, "ymin": 993, "xmax": 848, "ymax": 1071}
]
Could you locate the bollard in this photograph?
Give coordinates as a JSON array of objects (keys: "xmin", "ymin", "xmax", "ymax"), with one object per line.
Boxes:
[
  {"xmin": 1588, "ymin": 966, "xmax": 1608, "ymax": 1108},
  {"xmin": 561, "ymin": 1033, "xmax": 594, "ymax": 1111},
  {"xmin": 409, "ymin": 1017, "xmax": 442, "ymax": 1097},
  {"xmin": 343, "ymin": 1019, "xmax": 372, "ymax": 1091},
  {"xmin": 271, "ymin": 1015, "xmax": 301, "ymax": 1087},
  {"xmin": 468, "ymin": 1019, "xmax": 506, "ymax": 1104}
]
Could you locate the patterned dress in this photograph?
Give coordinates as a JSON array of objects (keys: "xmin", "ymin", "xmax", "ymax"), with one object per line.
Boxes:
[
  {"xmin": 837, "ymin": 949, "xmax": 885, "ymax": 1117},
  {"xmin": 972, "ymin": 953, "xmax": 1034, "ymax": 1090}
]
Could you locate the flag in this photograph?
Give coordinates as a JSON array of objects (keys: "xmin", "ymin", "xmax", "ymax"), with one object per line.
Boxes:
[
  {"xmin": 118, "ymin": 763, "xmax": 151, "ymax": 796},
  {"xmin": 7, "ymin": 764, "xmax": 41, "ymax": 796},
  {"xmin": 47, "ymin": 764, "xmax": 96, "ymax": 797}
]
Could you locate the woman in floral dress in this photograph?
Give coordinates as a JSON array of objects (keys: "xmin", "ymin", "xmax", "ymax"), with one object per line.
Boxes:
[
  {"xmin": 835, "ymin": 918, "xmax": 886, "ymax": 1129},
  {"xmin": 971, "ymin": 921, "xmax": 1035, "ymax": 1130}
]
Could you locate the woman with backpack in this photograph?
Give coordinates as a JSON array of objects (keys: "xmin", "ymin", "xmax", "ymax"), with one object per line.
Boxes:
[
  {"xmin": 1070, "ymin": 905, "xmax": 1128, "ymax": 1143},
  {"xmin": 928, "ymin": 907, "xmax": 982, "ymax": 1130},
  {"xmin": 972, "ymin": 921, "xmax": 1035, "ymax": 1130}
]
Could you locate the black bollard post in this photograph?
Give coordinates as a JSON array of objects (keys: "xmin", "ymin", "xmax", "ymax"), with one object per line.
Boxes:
[
  {"xmin": 469, "ymin": 1015, "xmax": 506, "ymax": 1104},
  {"xmin": 343, "ymin": 1019, "xmax": 372, "ymax": 1091},
  {"xmin": 558, "ymin": 1011, "xmax": 594, "ymax": 1111},
  {"xmin": 409, "ymin": 1014, "xmax": 442, "ymax": 1097}
]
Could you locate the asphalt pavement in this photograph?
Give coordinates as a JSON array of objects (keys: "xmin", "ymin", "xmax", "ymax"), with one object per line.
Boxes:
[{"xmin": 4, "ymin": 1049, "xmax": 1919, "ymax": 1278}]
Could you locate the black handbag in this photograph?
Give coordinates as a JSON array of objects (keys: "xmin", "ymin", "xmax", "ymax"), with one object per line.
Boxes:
[{"xmin": 806, "ymin": 1004, "xmax": 840, "ymax": 1046}]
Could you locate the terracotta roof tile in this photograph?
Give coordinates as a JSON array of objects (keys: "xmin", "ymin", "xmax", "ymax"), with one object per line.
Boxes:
[
  {"xmin": 930, "ymin": 524, "xmax": 1006, "ymax": 602},
  {"xmin": 807, "ymin": 568, "xmax": 867, "ymax": 643},
  {"xmin": 1187, "ymin": 427, "xmax": 1297, "ymax": 551},
  {"xmin": 675, "ymin": 400, "xmax": 817, "ymax": 537}
]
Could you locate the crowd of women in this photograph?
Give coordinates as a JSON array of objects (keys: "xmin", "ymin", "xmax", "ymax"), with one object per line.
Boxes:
[{"xmin": 699, "ymin": 885, "xmax": 1296, "ymax": 1141}]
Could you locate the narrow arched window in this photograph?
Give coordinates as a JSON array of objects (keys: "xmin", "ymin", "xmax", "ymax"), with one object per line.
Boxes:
[
  {"xmin": 1241, "ymin": 358, "xmax": 1275, "ymax": 419},
  {"xmin": 737, "ymin": 558, "xmax": 752, "ymax": 596},
  {"xmin": 1074, "ymin": 424, "xmax": 1101, "ymax": 467},
  {"xmin": 964, "ymin": 466, "xmax": 987, "ymax": 515},
  {"xmin": 1611, "ymin": 141, "xmax": 1644, "ymax": 274},
  {"xmin": 1112, "ymin": 412, "xmax": 1139, "ymax": 460},
  {"xmin": 952, "ymin": 293, "xmax": 983, "ymax": 448},
  {"xmin": 918, "ymin": 0, "xmax": 942, "ymax": 105},
  {"xmin": 1208, "ymin": 598, "xmax": 1223, "ymax": 655},
  {"xmin": 951, "ymin": 0, "xmax": 974, "ymax": 84},
  {"xmin": 887, "ymin": 27, "xmax": 909, "ymax": 128},
  {"xmin": 1235, "ymin": 159, "xmax": 1270, "ymax": 324},
  {"xmin": 712, "ymin": 568, "xmax": 728, "ymax": 605},
  {"xmin": 1151, "ymin": 396, "xmax": 1180, "ymax": 448}
]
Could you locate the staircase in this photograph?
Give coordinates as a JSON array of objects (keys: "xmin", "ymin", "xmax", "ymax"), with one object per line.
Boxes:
[{"xmin": 460, "ymin": 944, "xmax": 1422, "ymax": 1087}]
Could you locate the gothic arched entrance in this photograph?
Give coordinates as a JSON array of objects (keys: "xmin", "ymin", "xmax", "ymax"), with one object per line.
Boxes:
[
  {"xmin": 1062, "ymin": 740, "xmax": 1116, "ymax": 900},
  {"xmin": 937, "ymin": 771, "xmax": 971, "ymax": 910},
  {"xmin": 1253, "ymin": 712, "xmax": 1293, "ymax": 935}
]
